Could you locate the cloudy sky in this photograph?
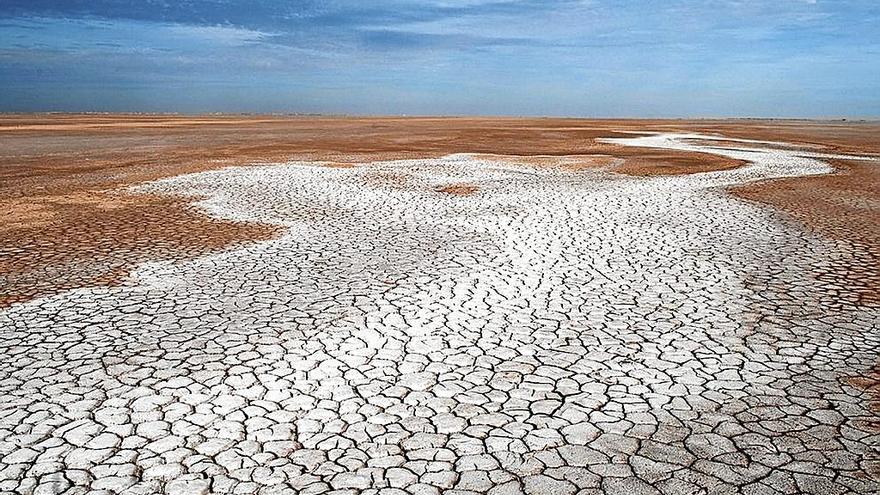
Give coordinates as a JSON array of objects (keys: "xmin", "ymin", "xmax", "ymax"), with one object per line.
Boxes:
[{"xmin": 1, "ymin": 0, "xmax": 878, "ymax": 116}]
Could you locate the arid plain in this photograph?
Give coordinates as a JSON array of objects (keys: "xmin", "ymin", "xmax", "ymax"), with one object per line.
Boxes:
[{"xmin": 0, "ymin": 115, "xmax": 879, "ymax": 495}]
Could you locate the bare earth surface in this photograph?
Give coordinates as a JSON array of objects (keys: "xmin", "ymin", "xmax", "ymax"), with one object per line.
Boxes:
[
  {"xmin": 0, "ymin": 116, "xmax": 878, "ymax": 495},
  {"xmin": 0, "ymin": 116, "xmax": 749, "ymax": 307}
]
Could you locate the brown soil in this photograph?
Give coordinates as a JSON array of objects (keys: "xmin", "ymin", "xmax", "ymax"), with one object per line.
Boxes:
[
  {"xmin": 733, "ymin": 158, "xmax": 880, "ymax": 306},
  {"xmin": 612, "ymin": 151, "xmax": 747, "ymax": 176},
  {"xmin": 436, "ymin": 184, "xmax": 479, "ymax": 196},
  {"xmin": 661, "ymin": 120, "xmax": 880, "ymax": 155},
  {"xmin": 0, "ymin": 190, "xmax": 277, "ymax": 307},
  {"xmin": 1, "ymin": 115, "xmax": 877, "ymax": 308},
  {"xmin": 846, "ymin": 365, "xmax": 880, "ymax": 417}
]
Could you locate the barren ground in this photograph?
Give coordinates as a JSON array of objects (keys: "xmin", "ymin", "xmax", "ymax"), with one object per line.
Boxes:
[
  {"xmin": 0, "ymin": 115, "xmax": 878, "ymax": 495},
  {"xmin": 2, "ymin": 115, "xmax": 877, "ymax": 307}
]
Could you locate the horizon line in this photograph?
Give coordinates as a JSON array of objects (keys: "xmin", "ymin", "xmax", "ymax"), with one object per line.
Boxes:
[{"xmin": 1, "ymin": 112, "xmax": 878, "ymax": 123}]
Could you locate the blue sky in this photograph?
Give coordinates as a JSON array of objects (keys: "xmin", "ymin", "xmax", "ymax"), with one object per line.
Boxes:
[{"xmin": 1, "ymin": 1, "xmax": 878, "ymax": 116}]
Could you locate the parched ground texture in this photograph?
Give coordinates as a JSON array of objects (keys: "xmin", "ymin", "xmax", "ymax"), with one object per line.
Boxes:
[{"xmin": 0, "ymin": 116, "xmax": 879, "ymax": 495}]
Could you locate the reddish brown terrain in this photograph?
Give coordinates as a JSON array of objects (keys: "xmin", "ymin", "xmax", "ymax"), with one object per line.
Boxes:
[{"xmin": 1, "ymin": 115, "xmax": 878, "ymax": 307}]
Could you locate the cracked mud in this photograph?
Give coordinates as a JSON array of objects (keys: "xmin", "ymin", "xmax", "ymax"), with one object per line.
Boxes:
[{"xmin": 0, "ymin": 134, "xmax": 878, "ymax": 495}]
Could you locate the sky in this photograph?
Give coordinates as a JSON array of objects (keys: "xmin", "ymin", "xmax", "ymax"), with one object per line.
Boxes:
[{"xmin": 0, "ymin": 0, "xmax": 878, "ymax": 117}]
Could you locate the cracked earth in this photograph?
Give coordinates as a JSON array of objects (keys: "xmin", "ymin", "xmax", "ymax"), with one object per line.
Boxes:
[{"xmin": 1, "ymin": 133, "xmax": 878, "ymax": 495}]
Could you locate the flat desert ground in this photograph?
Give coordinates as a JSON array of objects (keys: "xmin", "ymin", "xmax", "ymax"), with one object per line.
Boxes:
[{"xmin": 0, "ymin": 115, "xmax": 878, "ymax": 495}]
